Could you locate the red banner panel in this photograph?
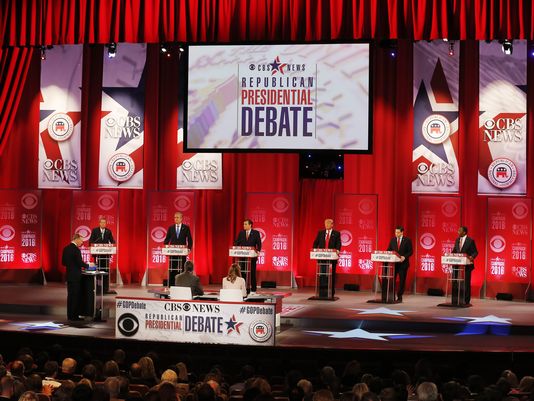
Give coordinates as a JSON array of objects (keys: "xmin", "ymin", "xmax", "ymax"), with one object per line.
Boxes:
[
  {"xmin": 71, "ymin": 191, "xmax": 119, "ymax": 279},
  {"xmin": 246, "ymin": 193, "xmax": 293, "ymax": 286},
  {"xmin": 416, "ymin": 196, "xmax": 461, "ymax": 279},
  {"xmin": 487, "ymin": 198, "xmax": 531, "ymax": 284},
  {"xmin": 0, "ymin": 190, "xmax": 42, "ymax": 268},
  {"xmin": 147, "ymin": 192, "xmax": 195, "ymax": 285},
  {"xmin": 334, "ymin": 195, "xmax": 377, "ymax": 280}
]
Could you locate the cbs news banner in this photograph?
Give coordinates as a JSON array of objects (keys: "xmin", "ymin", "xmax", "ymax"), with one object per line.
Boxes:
[{"xmin": 115, "ymin": 297, "xmax": 275, "ymax": 346}]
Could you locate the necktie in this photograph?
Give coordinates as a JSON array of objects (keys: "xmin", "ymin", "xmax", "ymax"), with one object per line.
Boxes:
[
  {"xmin": 397, "ymin": 237, "xmax": 401, "ymax": 250},
  {"xmin": 246, "ymin": 231, "xmax": 249, "ymax": 241},
  {"xmin": 176, "ymin": 225, "xmax": 179, "ymax": 236},
  {"xmin": 325, "ymin": 231, "xmax": 330, "ymax": 247},
  {"xmin": 101, "ymin": 230, "xmax": 104, "ymax": 240},
  {"xmin": 460, "ymin": 237, "xmax": 465, "ymax": 250}
]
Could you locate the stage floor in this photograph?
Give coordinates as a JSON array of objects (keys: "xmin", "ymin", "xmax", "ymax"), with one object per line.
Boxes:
[{"xmin": 1, "ymin": 284, "xmax": 533, "ymax": 353}]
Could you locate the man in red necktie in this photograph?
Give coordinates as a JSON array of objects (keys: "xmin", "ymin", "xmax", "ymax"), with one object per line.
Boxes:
[
  {"xmin": 313, "ymin": 218, "xmax": 342, "ymax": 298},
  {"xmin": 387, "ymin": 226, "xmax": 413, "ymax": 302},
  {"xmin": 234, "ymin": 219, "xmax": 262, "ymax": 294}
]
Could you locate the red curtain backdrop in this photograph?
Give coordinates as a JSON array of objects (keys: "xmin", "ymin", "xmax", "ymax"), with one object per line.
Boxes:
[
  {"xmin": 2, "ymin": 0, "xmax": 534, "ymax": 46},
  {"xmin": 2, "ymin": 2, "xmax": 534, "ymax": 297}
]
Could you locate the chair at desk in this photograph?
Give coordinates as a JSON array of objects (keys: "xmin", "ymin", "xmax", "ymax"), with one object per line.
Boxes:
[
  {"xmin": 170, "ymin": 286, "xmax": 192, "ymax": 300},
  {"xmin": 219, "ymin": 289, "xmax": 244, "ymax": 302}
]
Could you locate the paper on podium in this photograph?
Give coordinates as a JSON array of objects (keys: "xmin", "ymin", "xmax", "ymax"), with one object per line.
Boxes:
[
  {"xmin": 310, "ymin": 249, "xmax": 339, "ymax": 260},
  {"xmin": 371, "ymin": 251, "xmax": 401, "ymax": 263},
  {"xmin": 162, "ymin": 245, "xmax": 190, "ymax": 256},
  {"xmin": 229, "ymin": 246, "xmax": 258, "ymax": 258},
  {"xmin": 441, "ymin": 253, "xmax": 472, "ymax": 265},
  {"xmin": 90, "ymin": 244, "xmax": 117, "ymax": 254}
]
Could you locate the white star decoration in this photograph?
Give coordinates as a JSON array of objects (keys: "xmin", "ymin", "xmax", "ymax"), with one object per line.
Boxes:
[
  {"xmin": 13, "ymin": 321, "xmax": 65, "ymax": 330},
  {"xmin": 306, "ymin": 328, "xmax": 407, "ymax": 341},
  {"xmin": 458, "ymin": 315, "xmax": 512, "ymax": 325},
  {"xmin": 350, "ymin": 307, "xmax": 415, "ymax": 316}
]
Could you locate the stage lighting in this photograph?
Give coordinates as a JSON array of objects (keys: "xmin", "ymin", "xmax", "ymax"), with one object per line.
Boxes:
[
  {"xmin": 442, "ymin": 38, "xmax": 448, "ymax": 42},
  {"xmin": 160, "ymin": 43, "xmax": 168, "ymax": 54},
  {"xmin": 530, "ymin": 46, "xmax": 534, "ymax": 58},
  {"xmin": 107, "ymin": 42, "xmax": 117, "ymax": 58},
  {"xmin": 40, "ymin": 46, "xmax": 46, "ymax": 60},
  {"xmin": 502, "ymin": 39, "xmax": 513, "ymax": 55},
  {"xmin": 448, "ymin": 41, "xmax": 454, "ymax": 56}
]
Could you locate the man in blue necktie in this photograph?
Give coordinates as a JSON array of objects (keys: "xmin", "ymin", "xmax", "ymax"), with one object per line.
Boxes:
[{"xmin": 164, "ymin": 212, "xmax": 193, "ymax": 286}]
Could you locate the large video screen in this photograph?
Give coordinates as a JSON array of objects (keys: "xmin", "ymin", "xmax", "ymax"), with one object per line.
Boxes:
[{"xmin": 185, "ymin": 43, "xmax": 371, "ymax": 152}]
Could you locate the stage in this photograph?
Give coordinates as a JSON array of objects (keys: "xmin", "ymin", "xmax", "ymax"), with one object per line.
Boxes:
[{"xmin": 1, "ymin": 284, "xmax": 533, "ymax": 353}]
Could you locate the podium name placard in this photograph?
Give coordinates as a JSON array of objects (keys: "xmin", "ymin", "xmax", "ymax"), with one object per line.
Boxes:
[
  {"xmin": 90, "ymin": 244, "xmax": 117, "ymax": 255},
  {"xmin": 371, "ymin": 251, "xmax": 401, "ymax": 263},
  {"xmin": 162, "ymin": 245, "xmax": 190, "ymax": 256},
  {"xmin": 229, "ymin": 247, "xmax": 258, "ymax": 258},
  {"xmin": 441, "ymin": 253, "xmax": 472, "ymax": 265},
  {"xmin": 310, "ymin": 249, "xmax": 339, "ymax": 260}
]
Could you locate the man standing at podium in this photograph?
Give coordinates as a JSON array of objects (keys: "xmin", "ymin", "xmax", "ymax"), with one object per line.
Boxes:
[
  {"xmin": 89, "ymin": 217, "xmax": 115, "ymax": 294},
  {"xmin": 452, "ymin": 226, "xmax": 478, "ymax": 304},
  {"xmin": 62, "ymin": 233, "xmax": 89, "ymax": 322},
  {"xmin": 164, "ymin": 212, "xmax": 193, "ymax": 286},
  {"xmin": 313, "ymin": 218, "xmax": 342, "ymax": 297},
  {"xmin": 386, "ymin": 226, "xmax": 413, "ymax": 302},
  {"xmin": 234, "ymin": 219, "xmax": 262, "ymax": 294}
]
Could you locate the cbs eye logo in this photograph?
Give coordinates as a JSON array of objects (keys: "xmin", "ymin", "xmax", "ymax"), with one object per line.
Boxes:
[{"xmin": 117, "ymin": 313, "xmax": 139, "ymax": 337}]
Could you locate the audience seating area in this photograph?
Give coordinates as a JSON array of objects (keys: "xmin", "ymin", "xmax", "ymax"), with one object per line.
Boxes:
[{"xmin": 1, "ymin": 342, "xmax": 534, "ymax": 401}]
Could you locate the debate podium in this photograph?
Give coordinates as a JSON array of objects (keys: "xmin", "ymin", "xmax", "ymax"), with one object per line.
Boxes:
[
  {"xmin": 229, "ymin": 246, "xmax": 258, "ymax": 292},
  {"xmin": 368, "ymin": 251, "xmax": 401, "ymax": 304},
  {"xmin": 162, "ymin": 245, "xmax": 190, "ymax": 287},
  {"xmin": 438, "ymin": 253, "xmax": 472, "ymax": 308},
  {"xmin": 81, "ymin": 270, "xmax": 107, "ymax": 321},
  {"xmin": 308, "ymin": 249, "xmax": 339, "ymax": 301},
  {"xmin": 90, "ymin": 244, "xmax": 116, "ymax": 294}
]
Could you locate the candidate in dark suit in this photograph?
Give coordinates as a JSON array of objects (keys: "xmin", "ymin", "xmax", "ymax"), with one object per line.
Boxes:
[
  {"xmin": 89, "ymin": 217, "xmax": 116, "ymax": 294},
  {"xmin": 174, "ymin": 261, "xmax": 204, "ymax": 296},
  {"xmin": 452, "ymin": 226, "xmax": 478, "ymax": 304},
  {"xmin": 234, "ymin": 219, "xmax": 262, "ymax": 293},
  {"xmin": 61, "ymin": 233, "xmax": 89, "ymax": 321},
  {"xmin": 312, "ymin": 219, "xmax": 342, "ymax": 297},
  {"xmin": 386, "ymin": 226, "xmax": 413, "ymax": 302},
  {"xmin": 164, "ymin": 212, "xmax": 193, "ymax": 286}
]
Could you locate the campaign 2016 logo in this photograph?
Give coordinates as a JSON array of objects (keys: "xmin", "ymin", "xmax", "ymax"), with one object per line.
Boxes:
[
  {"xmin": 150, "ymin": 227, "xmax": 167, "ymax": 243},
  {"xmin": 512, "ymin": 202, "xmax": 529, "ymax": 220},
  {"xmin": 117, "ymin": 313, "xmax": 139, "ymax": 337},
  {"xmin": 75, "ymin": 225, "xmax": 91, "ymax": 241},
  {"xmin": 249, "ymin": 320, "xmax": 273, "ymax": 343},
  {"xmin": 422, "ymin": 115, "xmax": 451, "ymax": 144},
  {"xmin": 419, "ymin": 233, "xmax": 436, "ymax": 250},
  {"xmin": 489, "ymin": 235, "xmax": 506, "ymax": 253},
  {"xmin": 441, "ymin": 201, "xmax": 458, "ymax": 218},
  {"xmin": 272, "ymin": 197, "xmax": 289, "ymax": 213},
  {"xmin": 98, "ymin": 194, "xmax": 115, "ymax": 211},
  {"xmin": 47, "ymin": 113, "xmax": 75, "ymax": 142},
  {"xmin": 487, "ymin": 158, "xmax": 517, "ymax": 189},
  {"xmin": 21, "ymin": 193, "xmax": 39, "ymax": 210},
  {"xmin": 174, "ymin": 196, "xmax": 191, "ymax": 212},
  {"xmin": 0, "ymin": 225, "xmax": 16, "ymax": 241},
  {"xmin": 108, "ymin": 154, "xmax": 135, "ymax": 182},
  {"xmin": 340, "ymin": 230, "xmax": 353, "ymax": 247}
]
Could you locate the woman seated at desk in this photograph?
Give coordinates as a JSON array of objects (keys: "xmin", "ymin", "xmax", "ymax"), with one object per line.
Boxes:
[{"xmin": 222, "ymin": 263, "xmax": 247, "ymax": 297}]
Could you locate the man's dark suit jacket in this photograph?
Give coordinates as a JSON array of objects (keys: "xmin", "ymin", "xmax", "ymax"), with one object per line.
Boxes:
[
  {"xmin": 234, "ymin": 229, "xmax": 262, "ymax": 251},
  {"xmin": 387, "ymin": 236, "xmax": 413, "ymax": 269},
  {"xmin": 164, "ymin": 223, "xmax": 193, "ymax": 248},
  {"xmin": 174, "ymin": 271, "xmax": 204, "ymax": 296},
  {"xmin": 313, "ymin": 230, "xmax": 342, "ymax": 251},
  {"xmin": 89, "ymin": 227, "xmax": 115, "ymax": 244},
  {"xmin": 61, "ymin": 242, "xmax": 88, "ymax": 282},
  {"xmin": 452, "ymin": 236, "xmax": 478, "ymax": 262}
]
